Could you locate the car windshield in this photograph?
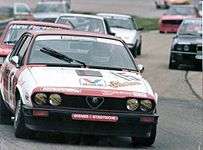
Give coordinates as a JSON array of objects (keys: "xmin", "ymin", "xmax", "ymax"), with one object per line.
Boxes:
[
  {"xmin": 56, "ymin": 16, "xmax": 105, "ymax": 34},
  {"xmin": 29, "ymin": 35, "xmax": 136, "ymax": 70},
  {"xmin": 4, "ymin": 24, "xmax": 69, "ymax": 44},
  {"xmin": 178, "ymin": 19, "xmax": 202, "ymax": 36},
  {"xmin": 166, "ymin": 6, "xmax": 195, "ymax": 15},
  {"xmin": 35, "ymin": 3, "xmax": 67, "ymax": 13},
  {"xmin": 105, "ymin": 17, "xmax": 135, "ymax": 30}
]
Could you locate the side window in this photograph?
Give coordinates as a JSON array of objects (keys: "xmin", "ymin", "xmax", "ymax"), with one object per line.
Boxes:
[
  {"xmin": 9, "ymin": 35, "xmax": 25, "ymax": 58},
  {"xmin": 10, "ymin": 34, "xmax": 32, "ymax": 64},
  {"xmin": 17, "ymin": 36, "xmax": 31, "ymax": 61}
]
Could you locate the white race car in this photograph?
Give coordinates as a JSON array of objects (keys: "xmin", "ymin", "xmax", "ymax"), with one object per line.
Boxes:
[
  {"xmin": 0, "ymin": 30, "xmax": 158, "ymax": 146},
  {"xmin": 97, "ymin": 13, "xmax": 143, "ymax": 57},
  {"xmin": 55, "ymin": 13, "xmax": 109, "ymax": 34}
]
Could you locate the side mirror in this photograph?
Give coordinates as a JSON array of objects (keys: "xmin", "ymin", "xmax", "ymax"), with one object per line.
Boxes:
[
  {"xmin": 11, "ymin": 56, "xmax": 20, "ymax": 68},
  {"xmin": 109, "ymin": 32, "xmax": 116, "ymax": 36},
  {"xmin": 138, "ymin": 27, "xmax": 144, "ymax": 31},
  {"xmin": 137, "ymin": 64, "xmax": 144, "ymax": 73}
]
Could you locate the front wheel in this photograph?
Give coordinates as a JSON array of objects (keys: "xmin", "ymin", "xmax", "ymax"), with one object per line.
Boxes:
[
  {"xmin": 0, "ymin": 93, "xmax": 12, "ymax": 124},
  {"xmin": 131, "ymin": 124, "xmax": 157, "ymax": 146},
  {"xmin": 169, "ymin": 55, "xmax": 178, "ymax": 69},
  {"xmin": 14, "ymin": 99, "xmax": 32, "ymax": 138},
  {"xmin": 137, "ymin": 43, "xmax": 142, "ymax": 55}
]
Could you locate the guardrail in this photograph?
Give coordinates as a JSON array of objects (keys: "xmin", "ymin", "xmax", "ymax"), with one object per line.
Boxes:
[{"xmin": 0, "ymin": 18, "xmax": 13, "ymax": 34}]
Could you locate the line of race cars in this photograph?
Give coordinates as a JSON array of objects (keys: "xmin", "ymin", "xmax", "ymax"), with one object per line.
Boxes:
[
  {"xmin": 0, "ymin": 0, "xmax": 201, "ymax": 147},
  {"xmin": 0, "ymin": 1, "xmax": 157, "ymax": 147},
  {"xmin": 156, "ymin": 0, "xmax": 202, "ymax": 70}
]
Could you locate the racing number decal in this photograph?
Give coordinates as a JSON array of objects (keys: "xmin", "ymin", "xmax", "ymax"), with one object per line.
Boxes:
[{"xmin": 8, "ymin": 68, "xmax": 17, "ymax": 109}]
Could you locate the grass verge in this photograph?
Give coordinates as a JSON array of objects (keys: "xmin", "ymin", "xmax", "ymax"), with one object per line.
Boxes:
[
  {"xmin": 133, "ymin": 16, "xmax": 159, "ymax": 31},
  {"xmin": 0, "ymin": 16, "xmax": 9, "ymax": 20}
]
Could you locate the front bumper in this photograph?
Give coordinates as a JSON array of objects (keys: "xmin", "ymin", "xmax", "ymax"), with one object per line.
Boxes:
[
  {"xmin": 23, "ymin": 105, "xmax": 158, "ymax": 137},
  {"xmin": 170, "ymin": 51, "xmax": 202, "ymax": 65}
]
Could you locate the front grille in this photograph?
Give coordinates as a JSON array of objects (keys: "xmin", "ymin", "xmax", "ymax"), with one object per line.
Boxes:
[
  {"xmin": 162, "ymin": 20, "xmax": 182, "ymax": 25},
  {"xmin": 174, "ymin": 44, "xmax": 198, "ymax": 52},
  {"xmin": 61, "ymin": 95, "xmax": 128, "ymax": 112}
]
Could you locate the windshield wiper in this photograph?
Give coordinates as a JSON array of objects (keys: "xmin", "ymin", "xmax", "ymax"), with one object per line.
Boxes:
[
  {"xmin": 111, "ymin": 25, "xmax": 129, "ymax": 29},
  {"xmin": 88, "ymin": 65, "xmax": 137, "ymax": 72},
  {"xmin": 40, "ymin": 47, "xmax": 86, "ymax": 67}
]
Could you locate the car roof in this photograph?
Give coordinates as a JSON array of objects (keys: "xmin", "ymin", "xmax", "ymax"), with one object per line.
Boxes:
[
  {"xmin": 27, "ymin": 30, "xmax": 121, "ymax": 41},
  {"xmin": 58, "ymin": 13, "xmax": 105, "ymax": 20},
  {"xmin": 170, "ymin": 4, "xmax": 195, "ymax": 8},
  {"xmin": 7, "ymin": 20, "xmax": 73, "ymax": 29},
  {"xmin": 37, "ymin": 0, "xmax": 67, "ymax": 4},
  {"xmin": 97, "ymin": 13, "xmax": 132, "ymax": 19}
]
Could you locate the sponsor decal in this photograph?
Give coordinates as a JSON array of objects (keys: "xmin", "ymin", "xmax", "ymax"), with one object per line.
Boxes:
[
  {"xmin": 79, "ymin": 78, "xmax": 106, "ymax": 87},
  {"xmin": 111, "ymin": 72, "xmax": 140, "ymax": 81},
  {"xmin": 71, "ymin": 114, "xmax": 118, "ymax": 122},
  {"xmin": 109, "ymin": 80, "xmax": 141, "ymax": 88}
]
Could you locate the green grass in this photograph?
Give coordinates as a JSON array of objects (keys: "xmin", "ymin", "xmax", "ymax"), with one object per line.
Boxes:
[
  {"xmin": 0, "ymin": 15, "xmax": 9, "ymax": 20},
  {"xmin": 133, "ymin": 16, "xmax": 159, "ymax": 31}
]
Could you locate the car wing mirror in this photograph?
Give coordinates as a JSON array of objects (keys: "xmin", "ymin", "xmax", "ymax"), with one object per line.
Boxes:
[
  {"xmin": 11, "ymin": 56, "xmax": 20, "ymax": 68},
  {"xmin": 137, "ymin": 64, "xmax": 144, "ymax": 73},
  {"xmin": 138, "ymin": 27, "xmax": 144, "ymax": 31}
]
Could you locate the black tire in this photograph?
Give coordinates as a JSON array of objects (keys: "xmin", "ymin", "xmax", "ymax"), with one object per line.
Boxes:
[
  {"xmin": 159, "ymin": 30, "xmax": 164, "ymax": 34},
  {"xmin": 14, "ymin": 99, "xmax": 32, "ymax": 138},
  {"xmin": 0, "ymin": 93, "xmax": 12, "ymax": 124},
  {"xmin": 169, "ymin": 56, "xmax": 178, "ymax": 69},
  {"xmin": 132, "ymin": 49, "xmax": 137, "ymax": 58},
  {"xmin": 132, "ymin": 124, "xmax": 157, "ymax": 147},
  {"xmin": 137, "ymin": 43, "xmax": 141, "ymax": 55}
]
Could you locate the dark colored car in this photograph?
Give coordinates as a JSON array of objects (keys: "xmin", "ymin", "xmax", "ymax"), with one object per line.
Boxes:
[
  {"xmin": 169, "ymin": 18, "xmax": 202, "ymax": 69},
  {"xmin": 159, "ymin": 5, "xmax": 198, "ymax": 33},
  {"xmin": 154, "ymin": 0, "xmax": 170, "ymax": 9}
]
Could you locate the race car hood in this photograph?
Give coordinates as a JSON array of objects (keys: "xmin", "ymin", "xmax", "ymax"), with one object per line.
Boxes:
[
  {"xmin": 0, "ymin": 43, "xmax": 13, "ymax": 56},
  {"xmin": 33, "ymin": 13, "xmax": 60, "ymax": 20},
  {"xmin": 161, "ymin": 15, "xmax": 193, "ymax": 20},
  {"xmin": 20, "ymin": 67, "xmax": 155, "ymax": 99},
  {"xmin": 110, "ymin": 28, "xmax": 137, "ymax": 44},
  {"xmin": 175, "ymin": 35, "xmax": 202, "ymax": 44}
]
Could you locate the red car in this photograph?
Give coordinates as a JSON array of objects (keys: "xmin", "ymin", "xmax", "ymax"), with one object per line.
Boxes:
[
  {"xmin": 0, "ymin": 20, "xmax": 73, "ymax": 65},
  {"xmin": 159, "ymin": 5, "xmax": 198, "ymax": 33}
]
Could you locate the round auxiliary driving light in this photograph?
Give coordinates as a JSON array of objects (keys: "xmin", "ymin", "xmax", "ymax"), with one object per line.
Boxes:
[
  {"xmin": 183, "ymin": 45, "xmax": 189, "ymax": 51},
  {"xmin": 34, "ymin": 93, "xmax": 47, "ymax": 105},
  {"xmin": 49, "ymin": 94, "xmax": 62, "ymax": 106},
  {"xmin": 126, "ymin": 99, "xmax": 139, "ymax": 111},
  {"xmin": 176, "ymin": 45, "xmax": 182, "ymax": 51},
  {"xmin": 140, "ymin": 100, "xmax": 153, "ymax": 112}
]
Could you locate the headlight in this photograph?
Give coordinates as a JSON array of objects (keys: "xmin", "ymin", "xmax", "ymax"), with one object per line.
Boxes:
[
  {"xmin": 140, "ymin": 100, "xmax": 153, "ymax": 112},
  {"xmin": 126, "ymin": 99, "xmax": 139, "ymax": 111},
  {"xmin": 183, "ymin": 45, "xmax": 189, "ymax": 51},
  {"xmin": 49, "ymin": 94, "xmax": 62, "ymax": 106},
  {"xmin": 34, "ymin": 93, "xmax": 47, "ymax": 105},
  {"xmin": 176, "ymin": 45, "xmax": 182, "ymax": 51}
]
